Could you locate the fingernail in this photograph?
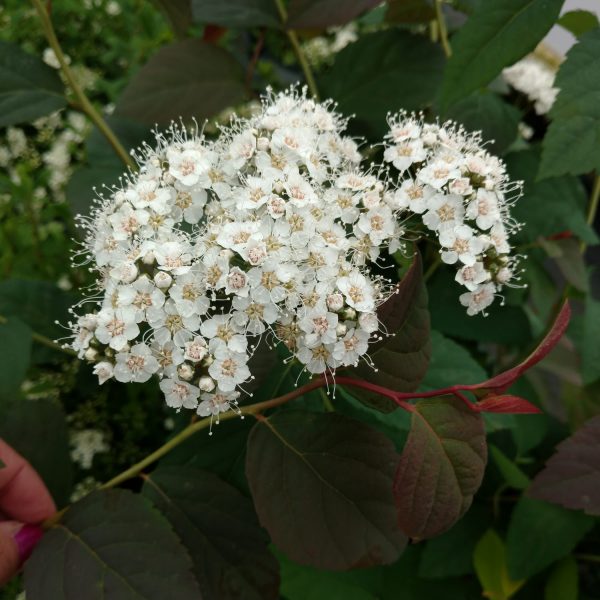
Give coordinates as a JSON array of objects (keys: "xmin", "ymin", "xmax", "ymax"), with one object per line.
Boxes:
[{"xmin": 13, "ymin": 524, "xmax": 44, "ymax": 562}]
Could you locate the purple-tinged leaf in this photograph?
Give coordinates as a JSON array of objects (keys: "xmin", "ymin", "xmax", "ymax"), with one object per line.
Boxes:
[
  {"xmin": 287, "ymin": 0, "xmax": 380, "ymax": 28},
  {"xmin": 529, "ymin": 415, "xmax": 600, "ymax": 516},
  {"xmin": 246, "ymin": 410, "xmax": 406, "ymax": 570},
  {"xmin": 394, "ymin": 396, "xmax": 487, "ymax": 539},
  {"xmin": 116, "ymin": 39, "xmax": 246, "ymax": 126},
  {"xmin": 474, "ymin": 395, "xmax": 542, "ymax": 414},
  {"xmin": 143, "ymin": 466, "xmax": 279, "ymax": 600}
]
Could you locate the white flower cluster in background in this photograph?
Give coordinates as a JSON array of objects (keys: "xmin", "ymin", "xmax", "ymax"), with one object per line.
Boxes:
[
  {"xmin": 70, "ymin": 429, "xmax": 109, "ymax": 469},
  {"xmin": 303, "ymin": 23, "xmax": 358, "ymax": 68},
  {"xmin": 69, "ymin": 88, "xmax": 407, "ymax": 415},
  {"xmin": 383, "ymin": 112, "xmax": 523, "ymax": 316},
  {"xmin": 502, "ymin": 54, "xmax": 559, "ymax": 115}
]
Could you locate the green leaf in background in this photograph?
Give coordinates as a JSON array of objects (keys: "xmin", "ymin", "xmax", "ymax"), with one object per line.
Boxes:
[
  {"xmin": 245, "ymin": 410, "xmax": 406, "ymax": 570},
  {"xmin": 277, "ymin": 550, "xmax": 383, "ymax": 600},
  {"xmin": 0, "ymin": 399, "xmax": 72, "ymax": 508},
  {"xmin": 394, "ymin": 396, "xmax": 487, "ymax": 539},
  {"xmin": 474, "ymin": 530, "xmax": 524, "ymax": 600},
  {"xmin": 25, "ymin": 489, "xmax": 201, "ymax": 599},
  {"xmin": 321, "ymin": 30, "xmax": 444, "ymax": 138},
  {"xmin": 428, "ymin": 269, "xmax": 532, "ymax": 345},
  {"xmin": 351, "ymin": 251, "xmax": 431, "ymax": 412},
  {"xmin": 0, "ymin": 317, "xmax": 32, "ymax": 399},
  {"xmin": 152, "ymin": 0, "xmax": 194, "ymax": 37},
  {"xmin": 440, "ymin": 0, "xmax": 564, "ymax": 111},
  {"xmin": 539, "ymin": 238, "xmax": 589, "ymax": 292},
  {"xmin": 557, "ymin": 10, "xmax": 599, "ymax": 38},
  {"xmin": 420, "ymin": 330, "xmax": 486, "ymax": 391},
  {"xmin": 191, "ymin": 0, "xmax": 279, "ymax": 28},
  {"xmin": 418, "ymin": 505, "xmax": 490, "ymax": 579},
  {"xmin": 489, "ymin": 444, "xmax": 530, "ymax": 489},
  {"xmin": 0, "ymin": 278, "xmax": 74, "ymax": 340},
  {"xmin": 544, "ymin": 557, "xmax": 579, "ymax": 600},
  {"xmin": 0, "ymin": 41, "xmax": 67, "ymax": 127},
  {"xmin": 286, "ymin": 0, "xmax": 380, "ymax": 29},
  {"xmin": 385, "ymin": 0, "xmax": 435, "ymax": 24},
  {"xmin": 381, "ymin": 545, "xmax": 481, "ymax": 600},
  {"xmin": 505, "ymin": 148, "xmax": 597, "ymax": 244},
  {"xmin": 506, "ymin": 497, "xmax": 594, "ymax": 579},
  {"xmin": 540, "ymin": 28, "xmax": 600, "ymax": 178},
  {"xmin": 530, "ymin": 414, "xmax": 600, "ymax": 515},
  {"xmin": 444, "ymin": 91, "xmax": 521, "ymax": 155},
  {"xmin": 142, "ymin": 466, "xmax": 279, "ymax": 600},
  {"xmin": 581, "ymin": 296, "xmax": 600, "ymax": 385},
  {"xmin": 116, "ymin": 39, "xmax": 246, "ymax": 126},
  {"xmin": 66, "ymin": 164, "xmax": 124, "ymax": 217}
]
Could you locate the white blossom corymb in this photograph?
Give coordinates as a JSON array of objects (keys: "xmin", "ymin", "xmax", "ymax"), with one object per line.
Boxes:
[
  {"xmin": 67, "ymin": 88, "xmax": 525, "ymax": 414},
  {"xmin": 383, "ymin": 112, "xmax": 523, "ymax": 316},
  {"xmin": 67, "ymin": 88, "xmax": 404, "ymax": 414},
  {"xmin": 502, "ymin": 54, "xmax": 559, "ymax": 115}
]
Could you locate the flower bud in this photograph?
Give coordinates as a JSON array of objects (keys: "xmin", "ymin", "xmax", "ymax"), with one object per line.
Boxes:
[
  {"xmin": 154, "ymin": 271, "xmax": 172, "ymax": 289},
  {"xmin": 84, "ymin": 347, "xmax": 99, "ymax": 362},
  {"xmin": 359, "ymin": 312, "xmax": 379, "ymax": 333},
  {"xmin": 326, "ymin": 293, "xmax": 344, "ymax": 312},
  {"xmin": 198, "ymin": 376, "xmax": 216, "ymax": 392},
  {"xmin": 343, "ymin": 307, "xmax": 357, "ymax": 321},
  {"xmin": 336, "ymin": 323, "xmax": 347, "ymax": 337},
  {"xmin": 257, "ymin": 137, "xmax": 270, "ymax": 151},
  {"xmin": 142, "ymin": 251, "xmax": 156, "ymax": 265},
  {"xmin": 177, "ymin": 363, "xmax": 194, "ymax": 381}
]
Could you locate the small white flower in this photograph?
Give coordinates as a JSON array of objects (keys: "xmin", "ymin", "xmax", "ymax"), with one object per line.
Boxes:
[
  {"xmin": 337, "ymin": 272, "xmax": 375, "ymax": 312},
  {"xmin": 159, "ymin": 378, "xmax": 200, "ymax": 410},
  {"xmin": 197, "ymin": 390, "xmax": 240, "ymax": 417},
  {"xmin": 459, "ymin": 282, "xmax": 496, "ymax": 316},
  {"xmin": 93, "ymin": 361, "xmax": 114, "ymax": 384},
  {"xmin": 113, "ymin": 343, "xmax": 159, "ymax": 383},
  {"xmin": 208, "ymin": 347, "xmax": 250, "ymax": 392}
]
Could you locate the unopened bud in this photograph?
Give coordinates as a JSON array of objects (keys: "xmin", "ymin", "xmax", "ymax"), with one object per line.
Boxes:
[
  {"xmin": 177, "ymin": 363, "xmax": 194, "ymax": 381},
  {"xmin": 257, "ymin": 137, "xmax": 270, "ymax": 151},
  {"xmin": 154, "ymin": 271, "xmax": 172, "ymax": 289},
  {"xmin": 326, "ymin": 293, "xmax": 344, "ymax": 312},
  {"xmin": 84, "ymin": 347, "xmax": 99, "ymax": 362},
  {"xmin": 359, "ymin": 312, "xmax": 379, "ymax": 333},
  {"xmin": 336, "ymin": 323, "xmax": 347, "ymax": 337},
  {"xmin": 198, "ymin": 376, "xmax": 216, "ymax": 392}
]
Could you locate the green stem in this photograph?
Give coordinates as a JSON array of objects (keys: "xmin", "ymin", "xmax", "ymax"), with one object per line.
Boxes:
[
  {"xmin": 0, "ymin": 314, "xmax": 76, "ymax": 357},
  {"xmin": 435, "ymin": 0, "xmax": 452, "ymax": 58},
  {"xmin": 581, "ymin": 174, "xmax": 600, "ymax": 252},
  {"xmin": 30, "ymin": 0, "xmax": 135, "ymax": 170},
  {"xmin": 273, "ymin": 0, "xmax": 320, "ymax": 99}
]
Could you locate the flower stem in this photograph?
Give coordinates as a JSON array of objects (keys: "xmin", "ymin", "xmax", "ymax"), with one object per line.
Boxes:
[
  {"xmin": 273, "ymin": 0, "xmax": 320, "ymax": 99},
  {"xmin": 435, "ymin": 0, "xmax": 452, "ymax": 58},
  {"xmin": 0, "ymin": 314, "xmax": 76, "ymax": 357},
  {"xmin": 30, "ymin": 0, "xmax": 135, "ymax": 170}
]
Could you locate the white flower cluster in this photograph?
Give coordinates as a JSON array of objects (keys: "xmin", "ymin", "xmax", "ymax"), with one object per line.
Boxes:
[
  {"xmin": 383, "ymin": 112, "xmax": 523, "ymax": 316},
  {"xmin": 70, "ymin": 429, "xmax": 109, "ymax": 469},
  {"xmin": 69, "ymin": 89, "xmax": 407, "ymax": 415},
  {"xmin": 502, "ymin": 54, "xmax": 558, "ymax": 115}
]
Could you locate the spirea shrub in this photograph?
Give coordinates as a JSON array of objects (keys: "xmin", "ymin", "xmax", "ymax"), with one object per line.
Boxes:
[{"xmin": 66, "ymin": 89, "xmax": 524, "ymax": 414}]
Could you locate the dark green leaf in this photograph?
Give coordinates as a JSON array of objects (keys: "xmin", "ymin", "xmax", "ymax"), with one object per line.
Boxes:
[
  {"xmin": 418, "ymin": 505, "xmax": 490, "ymax": 579},
  {"xmin": 474, "ymin": 530, "xmax": 524, "ymax": 600},
  {"xmin": 440, "ymin": 0, "xmax": 564, "ymax": 111},
  {"xmin": 558, "ymin": 10, "xmax": 599, "ymax": 37},
  {"xmin": 386, "ymin": 0, "xmax": 435, "ymax": 24},
  {"xmin": 581, "ymin": 297, "xmax": 600, "ymax": 385},
  {"xmin": 191, "ymin": 0, "xmax": 279, "ymax": 28},
  {"xmin": 420, "ymin": 330, "xmax": 486, "ymax": 391},
  {"xmin": 143, "ymin": 466, "xmax": 279, "ymax": 600},
  {"xmin": 0, "ymin": 317, "xmax": 32, "ymax": 399},
  {"xmin": 277, "ymin": 549, "xmax": 383, "ymax": 600},
  {"xmin": 25, "ymin": 489, "xmax": 201, "ymax": 599},
  {"xmin": 0, "ymin": 399, "xmax": 72, "ymax": 508},
  {"xmin": 444, "ymin": 91, "xmax": 521, "ymax": 154},
  {"xmin": 381, "ymin": 545, "xmax": 481, "ymax": 600},
  {"xmin": 540, "ymin": 28, "xmax": 600, "ymax": 178},
  {"xmin": 544, "ymin": 557, "xmax": 579, "ymax": 600},
  {"xmin": 489, "ymin": 444, "xmax": 530, "ymax": 489},
  {"xmin": 506, "ymin": 497, "xmax": 594, "ymax": 579},
  {"xmin": 287, "ymin": 0, "xmax": 380, "ymax": 28},
  {"xmin": 116, "ymin": 39, "xmax": 246, "ymax": 126},
  {"xmin": 245, "ymin": 410, "xmax": 406, "ymax": 570},
  {"xmin": 153, "ymin": 0, "xmax": 194, "ymax": 37},
  {"xmin": 66, "ymin": 164, "xmax": 124, "ymax": 217},
  {"xmin": 529, "ymin": 414, "xmax": 600, "ymax": 515},
  {"xmin": 321, "ymin": 30, "xmax": 444, "ymax": 138},
  {"xmin": 505, "ymin": 148, "xmax": 597, "ymax": 244},
  {"xmin": 428, "ymin": 268, "xmax": 532, "ymax": 344},
  {"xmin": 0, "ymin": 41, "xmax": 67, "ymax": 127},
  {"xmin": 394, "ymin": 396, "xmax": 487, "ymax": 539},
  {"xmin": 0, "ymin": 279, "xmax": 74, "ymax": 340},
  {"xmin": 540, "ymin": 238, "xmax": 589, "ymax": 291},
  {"xmin": 350, "ymin": 251, "xmax": 431, "ymax": 412}
]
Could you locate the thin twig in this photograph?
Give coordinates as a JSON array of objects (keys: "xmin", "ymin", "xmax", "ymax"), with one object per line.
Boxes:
[
  {"xmin": 0, "ymin": 314, "xmax": 76, "ymax": 357},
  {"xmin": 30, "ymin": 0, "xmax": 135, "ymax": 169},
  {"xmin": 273, "ymin": 0, "xmax": 320, "ymax": 99},
  {"xmin": 434, "ymin": 0, "xmax": 452, "ymax": 58}
]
